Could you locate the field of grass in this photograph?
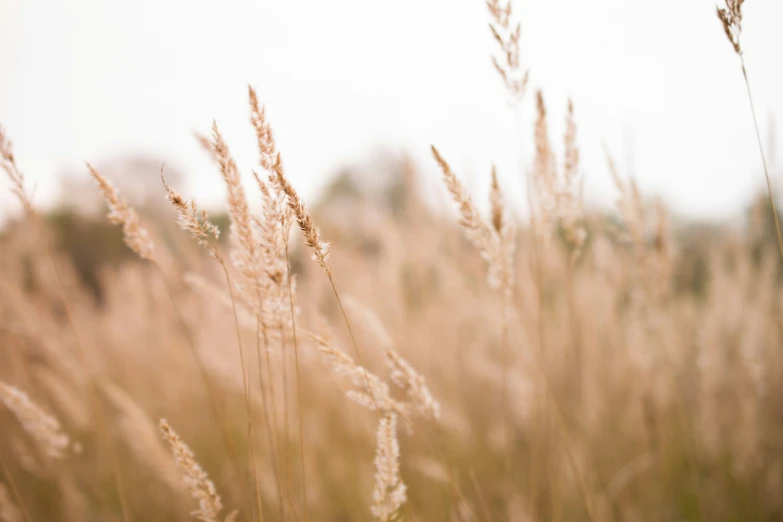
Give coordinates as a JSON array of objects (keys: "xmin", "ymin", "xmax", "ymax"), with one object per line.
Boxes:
[{"xmin": 1, "ymin": 1, "xmax": 783, "ymax": 521}]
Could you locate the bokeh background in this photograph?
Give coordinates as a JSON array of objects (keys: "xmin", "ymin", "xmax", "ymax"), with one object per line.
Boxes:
[{"xmin": 2, "ymin": 1, "xmax": 783, "ymax": 522}]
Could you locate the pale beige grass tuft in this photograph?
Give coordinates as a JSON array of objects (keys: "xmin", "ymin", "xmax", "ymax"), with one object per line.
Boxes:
[
  {"xmin": 431, "ymin": 145, "xmax": 509, "ymax": 293},
  {"xmin": 88, "ymin": 164, "xmax": 156, "ymax": 261},
  {"xmin": 371, "ymin": 413, "xmax": 406, "ymax": 522},
  {"xmin": 0, "ymin": 381, "xmax": 71, "ymax": 461},
  {"xmin": 159, "ymin": 419, "xmax": 237, "ymax": 522}
]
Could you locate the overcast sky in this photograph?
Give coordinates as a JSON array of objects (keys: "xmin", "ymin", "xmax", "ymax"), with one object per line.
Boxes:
[{"xmin": 1, "ymin": 0, "xmax": 782, "ymax": 221}]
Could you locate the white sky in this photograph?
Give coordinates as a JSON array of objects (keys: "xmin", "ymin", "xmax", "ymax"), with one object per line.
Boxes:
[{"xmin": 1, "ymin": 0, "xmax": 782, "ymax": 220}]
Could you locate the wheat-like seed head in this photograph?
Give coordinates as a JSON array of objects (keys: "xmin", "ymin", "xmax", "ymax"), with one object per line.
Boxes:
[
  {"xmin": 248, "ymin": 87, "xmax": 329, "ymax": 275},
  {"xmin": 486, "ymin": 0, "xmax": 529, "ymax": 101},
  {"xmin": 371, "ymin": 413, "xmax": 407, "ymax": 522},
  {"xmin": 309, "ymin": 333, "xmax": 406, "ymax": 415},
  {"xmin": 489, "ymin": 166, "xmax": 516, "ymax": 295},
  {"xmin": 717, "ymin": 0, "xmax": 744, "ymax": 55},
  {"xmin": 561, "ymin": 99, "xmax": 586, "ymax": 257},
  {"xmin": 432, "ymin": 145, "xmax": 509, "ymax": 291},
  {"xmin": 533, "ymin": 91, "xmax": 558, "ymax": 222},
  {"xmin": 432, "ymin": 146, "xmax": 488, "ymax": 238},
  {"xmin": 0, "ymin": 126, "xmax": 15, "ymax": 166},
  {"xmin": 210, "ymin": 121, "xmax": 263, "ymax": 287},
  {"xmin": 248, "ymin": 86, "xmax": 280, "ymax": 174},
  {"xmin": 159, "ymin": 419, "xmax": 229, "ymax": 522},
  {"xmin": 195, "ymin": 132, "xmax": 219, "ymax": 164},
  {"xmin": 247, "ymin": 86, "xmax": 295, "ymax": 283},
  {"xmin": 0, "ymin": 126, "xmax": 33, "ymax": 215},
  {"xmin": 252, "ymin": 170, "xmax": 298, "ymax": 333},
  {"xmin": 275, "ymin": 164, "xmax": 332, "ymax": 271},
  {"xmin": 268, "ymin": 172, "xmax": 295, "ymax": 233},
  {"xmin": 343, "ymin": 297, "xmax": 441, "ymax": 420},
  {"xmin": 253, "ymin": 172, "xmax": 287, "ymax": 282},
  {"xmin": 385, "ymin": 348, "xmax": 441, "ymax": 421},
  {"xmin": 162, "ymin": 176, "xmax": 221, "ymax": 254},
  {"xmin": 531, "ymin": 93, "xmax": 586, "ymax": 257},
  {"xmin": 0, "ymin": 381, "xmax": 71, "ymax": 461},
  {"xmin": 88, "ymin": 164, "xmax": 156, "ymax": 261},
  {"xmin": 247, "ymin": 86, "xmax": 298, "ymax": 281}
]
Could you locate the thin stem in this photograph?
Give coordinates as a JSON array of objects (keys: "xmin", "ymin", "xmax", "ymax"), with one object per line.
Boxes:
[
  {"xmin": 528, "ymin": 228, "xmax": 598, "ymax": 522},
  {"xmin": 281, "ymin": 318, "xmax": 292, "ymax": 521},
  {"xmin": 740, "ymin": 58, "xmax": 783, "ymax": 263},
  {"xmin": 655, "ymin": 308, "xmax": 708, "ymax": 522},
  {"xmin": 564, "ymin": 256, "xmax": 583, "ymax": 397},
  {"xmin": 276, "ymin": 326, "xmax": 303, "ymax": 522},
  {"xmin": 324, "ymin": 272, "xmax": 382, "ymax": 414},
  {"xmin": 1, "ymin": 461, "xmax": 32, "ymax": 522},
  {"xmin": 321, "ymin": 267, "xmax": 466, "ymax": 522},
  {"xmin": 272, "ymin": 300, "xmax": 302, "ymax": 522},
  {"xmin": 153, "ymin": 263, "xmax": 248, "ymax": 504},
  {"xmin": 499, "ymin": 290, "xmax": 513, "ymax": 478},
  {"xmin": 255, "ymin": 312, "xmax": 285, "ymax": 522},
  {"xmin": 285, "ymin": 244, "xmax": 309, "ymax": 522},
  {"xmin": 419, "ymin": 422, "xmax": 479, "ymax": 522},
  {"xmin": 6, "ymin": 174, "xmax": 132, "ymax": 522},
  {"xmin": 46, "ymin": 255, "xmax": 132, "ymax": 522},
  {"xmin": 469, "ymin": 469, "xmax": 492, "ymax": 522},
  {"xmin": 670, "ymin": 374, "xmax": 709, "ymax": 522},
  {"xmin": 499, "ymin": 290, "xmax": 510, "ymax": 413},
  {"xmin": 248, "ymin": 431, "xmax": 264, "ymax": 522},
  {"xmin": 213, "ymin": 248, "xmax": 263, "ymax": 522}
]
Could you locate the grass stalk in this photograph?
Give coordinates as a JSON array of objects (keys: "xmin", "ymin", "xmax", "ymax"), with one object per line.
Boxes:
[
  {"xmin": 285, "ymin": 244, "xmax": 309, "ymax": 522},
  {"xmin": 739, "ymin": 57, "xmax": 783, "ymax": 262}
]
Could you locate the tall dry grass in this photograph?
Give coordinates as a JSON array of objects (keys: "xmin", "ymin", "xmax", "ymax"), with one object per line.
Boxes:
[
  {"xmin": 1, "ymin": 2, "xmax": 782, "ymax": 522},
  {"xmin": 716, "ymin": 0, "xmax": 783, "ymax": 261}
]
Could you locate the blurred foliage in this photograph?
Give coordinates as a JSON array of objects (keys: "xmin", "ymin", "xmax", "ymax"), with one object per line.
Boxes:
[{"xmin": 22, "ymin": 175, "xmax": 782, "ymax": 307}]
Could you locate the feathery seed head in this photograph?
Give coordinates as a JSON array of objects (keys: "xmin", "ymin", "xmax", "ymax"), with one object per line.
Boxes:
[
  {"xmin": 159, "ymin": 419, "xmax": 225, "ymax": 522},
  {"xmin": 717, "ymin": 0, "xmax": 744, "ymax": 55},
  {"xmin": 486, "ymin": 0, "xmax": 528, "ymax": 101},
  {"xmin": 343, "ymin": 297, "xmax": 441, "ymax": 420},
  {"xmin": 561, "ymin": 99, "xmax": 586, "ymax": 256},
  {"xmin": 0, "ymin": 381, "xmax": 71, "ymax": 461},
  {"xmin": 210, "ymin": 121, "xmax": 263, "ymax": 285},
  {"xmin": 1, "ymin": 126, "xmax": 34, "ymax": 214},
  {"xmin": 88, "ymin": 164, "xmax": 156, "ymax": 261},
  {"xmin": 275, "ymin": 167, "xmax": 331, "ymax": 271},
  {"xmin": 162, "ymin": 176, "xmax": 221, "ymax": 253},
  {"xmin": 248, "ymin": 86, "xmax": 280, "ymax": 174},
  {"xmin": 371, "ymin": 413, "xmax": 407, "ymax": 522},
  {"xmin": 309, "ymin": 333, "xmax": 405, "ymax": 415},
  {"xmin": 432, "ymin": 145, "xmax": 510, "ymax": 292}
]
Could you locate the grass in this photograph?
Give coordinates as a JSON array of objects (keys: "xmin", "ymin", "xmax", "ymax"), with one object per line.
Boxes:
[{"xmin": 1, "ymin": 1, "xmax": 782, "ymax": 521}]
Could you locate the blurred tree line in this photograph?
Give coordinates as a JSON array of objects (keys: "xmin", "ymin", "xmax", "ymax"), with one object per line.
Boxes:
[{"xmin": 1, "ymin": 152, "xmax": 780, "ymax": 303}]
